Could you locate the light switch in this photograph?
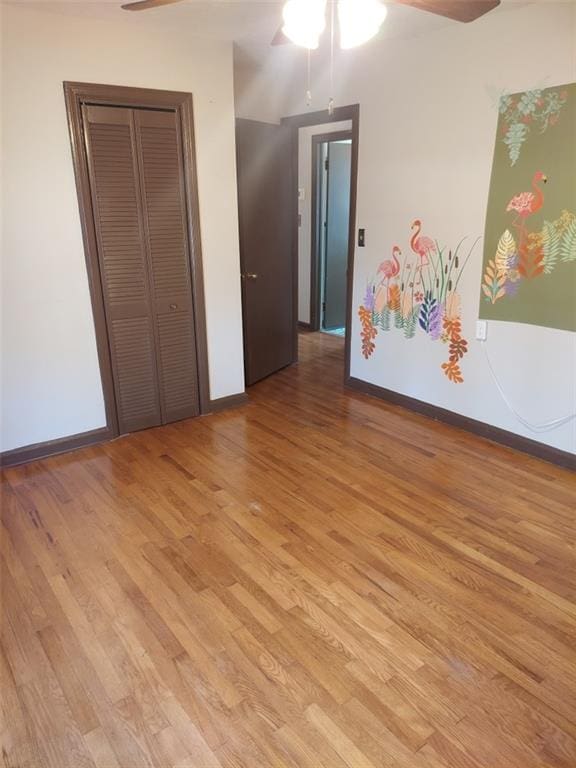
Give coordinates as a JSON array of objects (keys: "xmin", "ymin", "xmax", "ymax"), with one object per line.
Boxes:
[{"xmin": 476, "ymin": 320, "xmax": 488, "ymax": 341}]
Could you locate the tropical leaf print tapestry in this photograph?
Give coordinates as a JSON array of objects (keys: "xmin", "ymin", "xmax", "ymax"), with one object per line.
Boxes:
[
  {"xmin": 479, "ymin": 82, "xmax": 576, "ymax": 331},
  {"xmin": 358, "ymin": 221, "xmax": 479, "ymax": 384}
]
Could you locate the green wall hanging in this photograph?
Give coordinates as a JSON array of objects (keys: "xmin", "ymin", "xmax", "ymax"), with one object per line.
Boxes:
[{"xmin": 479, "ymin": 82, "xmax": 576, "ymax": 331}]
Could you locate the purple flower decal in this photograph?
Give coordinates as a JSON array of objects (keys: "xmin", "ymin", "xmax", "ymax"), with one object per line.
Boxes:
[
  {"xmin": 428, "ymin": 303, "xmax": 444, "ymax": 340},
  {"xmin": 363, "ymin": 284, "xmax": 375, "ymax": 311}
]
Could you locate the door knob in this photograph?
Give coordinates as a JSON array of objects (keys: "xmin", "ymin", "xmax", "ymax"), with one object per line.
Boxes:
[
  {"xmin": 243, "ymin": 273, "xmax": 258, "ymax": 280},
  {"xmin": 169, "ymin": 303, "xmax": 178, "ymax": 310}
]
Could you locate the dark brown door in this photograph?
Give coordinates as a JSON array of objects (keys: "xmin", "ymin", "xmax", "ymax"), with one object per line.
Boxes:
[
  {"xmin": 83, "ymin": 104, "xmax": 200, "ymax": 434},
  {"xmin": 235, "ymin": 119, "xmax": 294, "ymax": 386}
]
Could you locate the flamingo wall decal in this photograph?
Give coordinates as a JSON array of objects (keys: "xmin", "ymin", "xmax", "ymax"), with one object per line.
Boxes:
[
  {"xmin": 376, "ymin": 245, "xmax": 402, "ymax": 312},
  {"xmin": 410, "ymin": 220, "xmax": 437, "ymax": 267},
  {"xmin": 377, "ymin": 246, "xmax": 401, "ymax": 281},
  {"xmin": 359, "ymin": 223, "xmax": 478, "ymax": 383}
]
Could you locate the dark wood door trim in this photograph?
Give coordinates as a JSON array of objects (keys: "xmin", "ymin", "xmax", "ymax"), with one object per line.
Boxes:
[
  {"xmin": 281, "ymin": 105, "xmax": 360, "ymax": 379},
  {"xmin": 310, "ymin": 130, "xmax": 353, "ymax": 332},
  {"xmin": 63, "ymin": 82, "xmax": 211, "ymax": 438}
]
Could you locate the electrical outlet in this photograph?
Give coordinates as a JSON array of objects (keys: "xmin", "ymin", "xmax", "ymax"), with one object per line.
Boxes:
[
  {"xmin": 358, "ymin": 228, "xmax": 365, "ymax": 247},
  {"xmin": 476, "ymin": 320, "xmax": 488, "ymax": 341}
]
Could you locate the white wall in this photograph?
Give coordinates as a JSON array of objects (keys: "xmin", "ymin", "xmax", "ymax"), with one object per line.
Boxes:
[
  {"xmin": 238, "ymin": 2, "xmax": 576, "ymax": 454},
  {"xmin": 298, "ymin": 120, "xmax": 352, "ymax": 324},
  {"xmin": 348, "ymin": 2, "xmax": 576, "ymax": 455},
  {"xmin": 1, "ymin": 4, "xmax": 245, "ymax": 452},
  {"xmin": 234, "ymin": 50, "xmax": 305, "ymax": 125}
]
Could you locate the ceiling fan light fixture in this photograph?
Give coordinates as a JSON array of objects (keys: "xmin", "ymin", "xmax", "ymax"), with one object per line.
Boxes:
[
  {"xmin": 282, "ymin": 0, "xmax": 327, "ymax": 50},
  {"xmin": 338, "ymin": 0, "xmax": 387, "ymax": 49}
]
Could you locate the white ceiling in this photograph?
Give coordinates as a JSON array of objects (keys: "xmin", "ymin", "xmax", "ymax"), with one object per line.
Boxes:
[
  {"xmin": 6, "ymin": 0, "xmax": 284, "ymax": 35},
  {"xmin": 5, "ymin": 0, "xmax": 536, "ymax": 68}
]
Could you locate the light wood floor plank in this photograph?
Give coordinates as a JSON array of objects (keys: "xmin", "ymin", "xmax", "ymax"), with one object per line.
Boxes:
[{"xmin": 2, "ymin": 332, "xmax": 575, "ymax": 767}]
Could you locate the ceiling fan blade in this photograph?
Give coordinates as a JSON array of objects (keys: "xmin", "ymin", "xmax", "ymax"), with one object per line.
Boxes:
[
  {"xmin": 395, "ymin": 0, "xmax": 500, "ymax": 23},
  {"xmin": 271, "ymin": 25, "xmax": 291, "ymax": 46},
  {"xmin": 121, "ymin": 0, "xmax": 186, "ymax": 11}
]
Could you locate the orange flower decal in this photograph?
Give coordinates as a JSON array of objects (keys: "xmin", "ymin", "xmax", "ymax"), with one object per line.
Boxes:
[
  {"xmin": 441, "ymin": 315, "xmax": 468, "ymax": 384},
  {"xmin": 449, "ymin": 337, "xmax": 468, "ymax": 362},
  {"xmin": 358, "ymin": 306, "xmax": 377, "ymax": 359},
  {"xmin": 442, "ymin": 317, "xmax": 462, "ymax": 339},
  {"xmin": 441, "ymin": 360, "xmax": 464, "ymax": 384}
]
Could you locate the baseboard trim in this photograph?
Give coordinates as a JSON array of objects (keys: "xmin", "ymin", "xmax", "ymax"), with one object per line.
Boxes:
[
  {"xmin": 345, "ymin": 376, "xmax": 575, "ymax": 470},
  {"xmin": 0, "ymin": 426, "xmax": 112, "ymax": 469},
  {"xmin": 1, "ymin": 394, "xmax": 251, "ymax": 468},
  {"xmin": 298, "ymin": 321, "xmax": 312, "ymax": 332},
  {"xmin": 208, "ymin": 392, "xmax": 249, "ymax": 414}
]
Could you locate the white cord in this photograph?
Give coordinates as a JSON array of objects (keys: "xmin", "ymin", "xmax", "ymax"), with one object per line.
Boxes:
[{"xmin": 482, "ymin": 342, "xmax": 576, "ymax": 433}]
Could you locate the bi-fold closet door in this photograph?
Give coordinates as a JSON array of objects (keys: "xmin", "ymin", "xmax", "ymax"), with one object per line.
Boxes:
[{"xmin": 83, "ymin": 104, "xmax": 200, "ymax": 434}]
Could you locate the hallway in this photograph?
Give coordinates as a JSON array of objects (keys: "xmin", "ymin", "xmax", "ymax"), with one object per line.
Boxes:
[{"xmin": 2, "ymin": 332, "xmax": 575, "ymax": 768}]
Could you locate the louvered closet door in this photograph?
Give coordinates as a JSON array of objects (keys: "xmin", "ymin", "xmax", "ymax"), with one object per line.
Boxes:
[
  {"xmin": 133, "ymin": 110, "xmax": 200, "ymax": 423},
  {"xmin": 83, "ymin": 105, "xmax": 163, "ymax": 434},
  {"xmin": 83, "ymin": 104, "xmax": 200, "ymax": 433}
]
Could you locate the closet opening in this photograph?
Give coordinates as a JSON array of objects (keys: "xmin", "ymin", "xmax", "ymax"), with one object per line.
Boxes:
[{"xmin": 64, "ymin": 82, "xmax": 210, "ymax": 438}]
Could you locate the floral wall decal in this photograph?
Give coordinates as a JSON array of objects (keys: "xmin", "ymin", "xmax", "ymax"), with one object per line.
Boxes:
[
  {"xmin": 359, "ymin": 222, "xmax": 479, "ymax": 384},
  {"xmin": 480, "ymin": 82, "xmax": 576, "ymax": 331}
]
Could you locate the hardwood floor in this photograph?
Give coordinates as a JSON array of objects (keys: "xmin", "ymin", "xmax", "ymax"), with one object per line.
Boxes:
[{"xmin": 2, "ymin": 331, "xmax": 575, "ymax": 768}]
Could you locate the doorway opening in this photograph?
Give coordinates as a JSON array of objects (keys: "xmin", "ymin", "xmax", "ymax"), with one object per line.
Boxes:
[
  {"xmin": 282, "ymin": 104, "xmax": 359, "ymax": 384},
  {"xmin": 312, "ymin": 132, "xmax": 352, "ymax": 337},
  {"xmin": 234, "ymin": 106, "xmax": 359, "ymax": 391}
]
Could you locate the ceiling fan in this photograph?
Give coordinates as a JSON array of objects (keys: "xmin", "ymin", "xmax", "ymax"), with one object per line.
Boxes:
[{"xmin": 121, "ymin": 0, "xmax": 501, "ymax": 42}]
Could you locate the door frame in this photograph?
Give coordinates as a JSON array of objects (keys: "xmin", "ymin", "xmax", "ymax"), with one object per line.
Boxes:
[
  {"xmin": 310, "ymin": 130, "xmax": 353, "ymax": 332},
  {"xmin": 281, "ymin": 104, "xmax": 360, "ymax": 381},
  {"xmin": 63, "ymin": 81, "xmax": 211, "ymax": 438}
]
